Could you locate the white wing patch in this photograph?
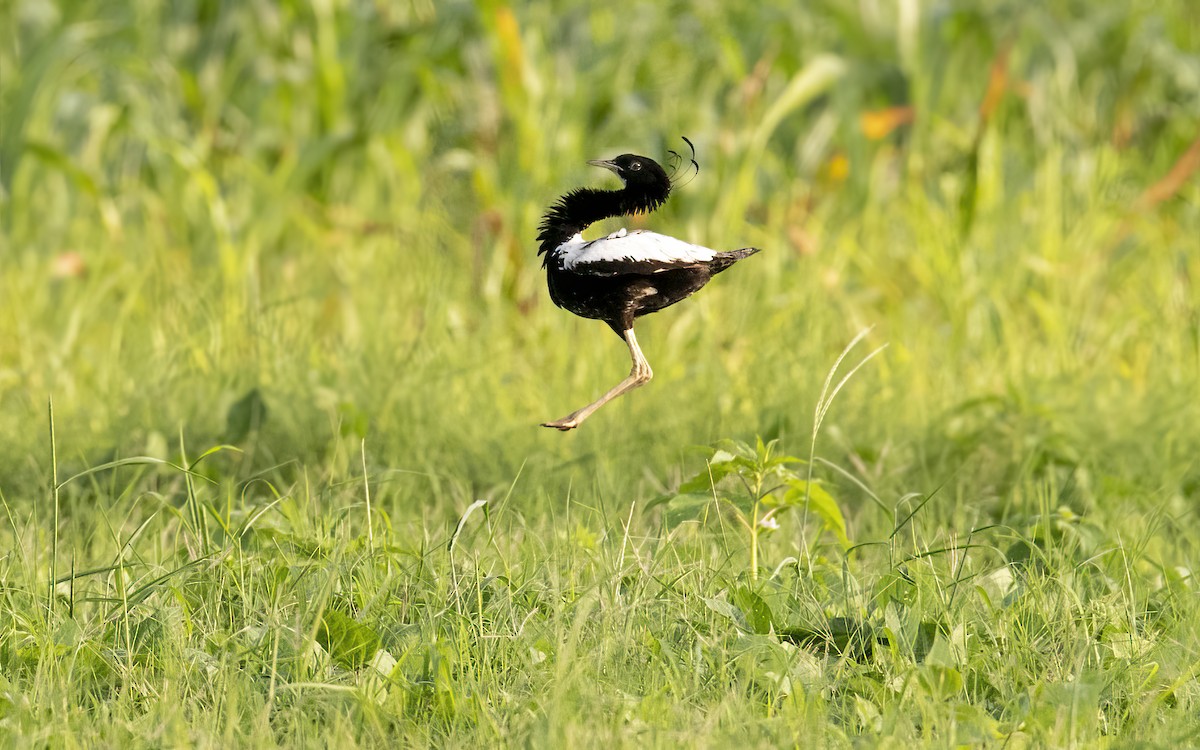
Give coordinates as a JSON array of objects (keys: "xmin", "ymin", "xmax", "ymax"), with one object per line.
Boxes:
[{"xmin": 553, "ymin": 230, "xmax": 718, "ymax": 275}]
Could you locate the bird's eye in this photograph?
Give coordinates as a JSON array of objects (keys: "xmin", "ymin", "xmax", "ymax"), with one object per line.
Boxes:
[{"xmin": 630, "ymin": 161, "xmax": 642, "ymax": 171}]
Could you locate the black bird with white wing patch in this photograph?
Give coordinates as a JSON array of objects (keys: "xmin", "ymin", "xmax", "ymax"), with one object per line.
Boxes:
[{"xmin": 537, "ymin": 147, "xmax": 760, "ymax": 431}]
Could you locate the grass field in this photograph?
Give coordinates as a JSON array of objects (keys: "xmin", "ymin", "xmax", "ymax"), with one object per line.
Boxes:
[{"xmin": 3, "ymin": 0, "xmax": 1200, "ymax": 746}]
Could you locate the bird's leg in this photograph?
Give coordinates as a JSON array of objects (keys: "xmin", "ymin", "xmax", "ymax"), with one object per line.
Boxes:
[{"xmin": 541, "ymin": 328, "xmax": 653, "ymax": 431}]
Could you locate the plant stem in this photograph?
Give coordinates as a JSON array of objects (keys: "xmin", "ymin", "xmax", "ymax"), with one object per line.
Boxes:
[
  {"xmin": 361, "ymin": 439, "xmax": 374, "ymax": 548},
  {"xmin": 750, "ymin": 501, "xmax": 759, "ymax": 581},
  {"xmin": 48, "ymin": 399, "xmax": 59, "ymax": 614}
]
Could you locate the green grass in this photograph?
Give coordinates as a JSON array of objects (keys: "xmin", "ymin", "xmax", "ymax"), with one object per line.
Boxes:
[{"xmin": 2, "ymin": 0, "xmax": 1200, "ymax": 746}]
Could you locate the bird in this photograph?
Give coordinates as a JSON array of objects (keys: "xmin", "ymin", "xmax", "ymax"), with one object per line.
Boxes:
[{"xmin": 536, "ymin": 146, "xmax": 760, "ymax": 431}]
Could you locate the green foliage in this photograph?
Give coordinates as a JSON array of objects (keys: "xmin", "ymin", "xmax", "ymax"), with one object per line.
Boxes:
[
  {"xmin": 650, "ymin": 436, "xmax": 851, "ymax": 578},
  {"xmin": 2, "ymin": 0, "xmax": 1199, "ymax": 747},
  {"xmin": 316, "ymin": 610, "xmax": 381, "ymax": 670}
]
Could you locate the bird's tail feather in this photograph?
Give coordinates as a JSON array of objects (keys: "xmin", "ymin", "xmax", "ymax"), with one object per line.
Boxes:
[{"xmin": 711, "ymin": 247, "xmax": 761, "ymax": 273}]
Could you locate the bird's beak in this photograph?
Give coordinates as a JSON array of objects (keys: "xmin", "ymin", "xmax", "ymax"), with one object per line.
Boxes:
[{"xmin": 587, "ymin": 159, "xmax": 620, "ymax": 173}]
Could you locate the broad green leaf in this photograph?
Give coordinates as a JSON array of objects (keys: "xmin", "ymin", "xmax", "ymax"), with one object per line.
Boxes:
[
  {"xmin": 316, "ymin": 610, "xmax": 381, "ymax": 669},
  {"xmin": 733, "ymin": 585, "xmax": 775, "ymax": 635},
  {"xmin": 712, "ymin": 439, "xmax": 756, "ymax": 461},
  {"xmin": 782, "ymin": 480, "xmax": 850, "ymax": 548}
]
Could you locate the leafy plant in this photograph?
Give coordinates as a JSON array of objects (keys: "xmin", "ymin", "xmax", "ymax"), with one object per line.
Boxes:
[
  {"xmin": 649, "ymin": 437, "xmax": 849, "ymax": 580},
  {"xmin": 650, "ymin": 330, "xmax": 884, "ymax": 578}
]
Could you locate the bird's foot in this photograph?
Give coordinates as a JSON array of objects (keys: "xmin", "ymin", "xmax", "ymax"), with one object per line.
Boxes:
[
  {"xmin": 541, "ymin": 407, "xmax": 589, "ymax": 431},
  {"xmin": 540, "ymin": 416, "xmax": 582, "ymax": 431}
]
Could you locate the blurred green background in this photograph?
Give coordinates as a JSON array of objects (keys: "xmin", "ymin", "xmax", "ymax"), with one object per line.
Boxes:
[
  {"xmin": 4, "ymin": 0, "xmax": 1196, "ymax": 485},
  {"xmin": 1, "ymin": 0, "xmax": 1199, "ymax": 745}
]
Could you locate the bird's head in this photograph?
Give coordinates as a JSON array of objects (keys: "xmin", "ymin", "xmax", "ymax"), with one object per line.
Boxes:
[{"xmin": 587, "ymin": 154, "xmax": 671, "ymax": 193}]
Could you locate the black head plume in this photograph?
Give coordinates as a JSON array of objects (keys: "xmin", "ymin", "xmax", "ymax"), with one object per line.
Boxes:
[{"xmin": 666, "ymin": 136, "xmax": 699, "ymax": 188}]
